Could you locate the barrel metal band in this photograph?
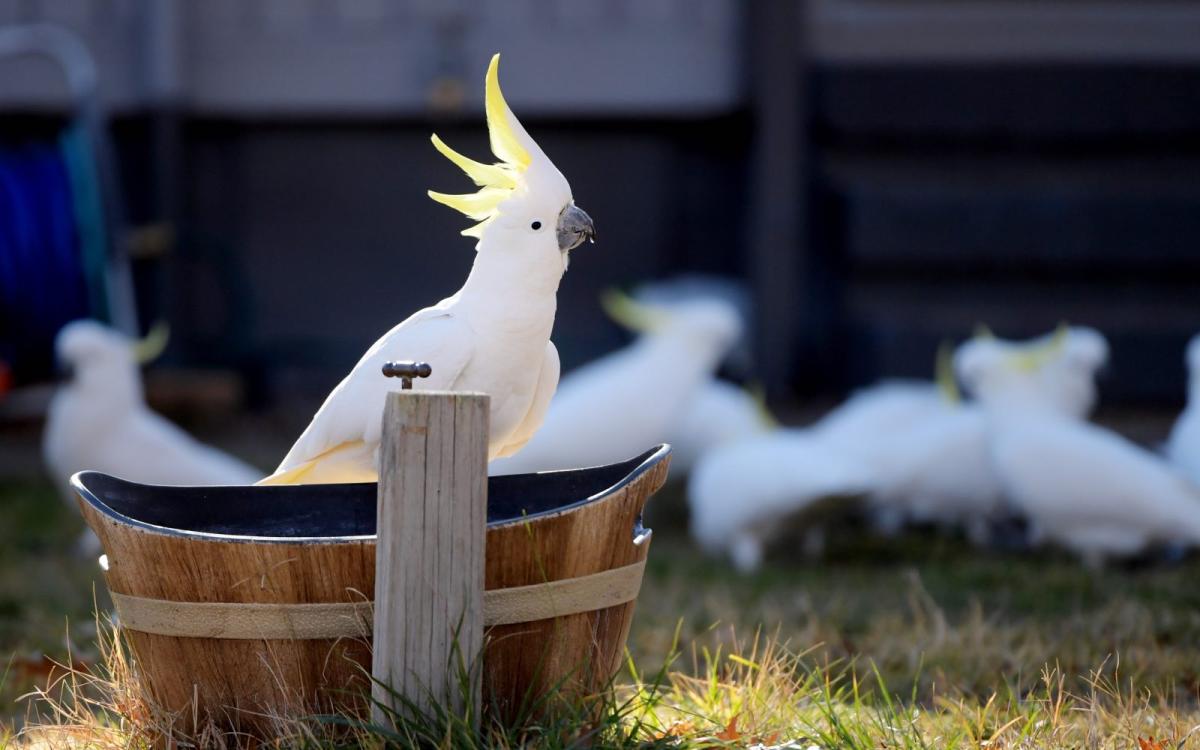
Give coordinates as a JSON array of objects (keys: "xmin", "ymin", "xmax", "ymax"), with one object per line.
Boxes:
[{"xmin": 109, "ymin": 559, "xmax": 646, "ymax": 640}]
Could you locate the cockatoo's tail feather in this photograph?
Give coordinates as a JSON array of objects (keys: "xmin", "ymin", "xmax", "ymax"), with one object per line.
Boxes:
[
  {"xmin": 256, "ymin": 441, "xmax": 376, "ymax": 485},
  {"xmin": 935, "ymin": 341, "xmax": 961, "ymax": 404},
  {"xmin": 428, "ymin": 54, "xmax": 545, "ymax": 238},
  {"xmin": 600, "ymin": 289, "xmax": 671, "ymax": 333}
]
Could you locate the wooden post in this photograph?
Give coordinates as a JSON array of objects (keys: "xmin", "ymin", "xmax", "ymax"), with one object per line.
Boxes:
[{"xmin": 372, "ymin": 391, "xmax": 488, "ymax": 726}]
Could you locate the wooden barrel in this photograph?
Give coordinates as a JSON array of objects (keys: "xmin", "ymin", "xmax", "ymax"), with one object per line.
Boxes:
[{"xmin": 74, "ymin": 445, "xmax": 669, "ymax": 734}]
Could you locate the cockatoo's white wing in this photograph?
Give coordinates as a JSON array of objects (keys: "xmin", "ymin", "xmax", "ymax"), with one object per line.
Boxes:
[
  {"xmin": 814, "ymin": 381, "xmax": 945, "ymax": 451},
  {"xmin": 492, "ymin": 341, "xmax": 559, "ymax": 460},
  {"xmin": 265, "ymin": 309, "xmax": 474, "ymax": 483}
]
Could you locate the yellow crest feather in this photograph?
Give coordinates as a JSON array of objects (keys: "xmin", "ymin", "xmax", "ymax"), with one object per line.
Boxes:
[
  {"xmin": 427, "ymin": 187, "xmax": 511, "ymax": 221},
  {"xmin": 430, "ymin": 134, "xmax": 517, "ymax": 190},
  {"xmin": 935, "ymin": 341, "xmax": 961, "ymax": 404},
  {"xmin": 133, "ymin": 321, "xmax": 170, "ymax": 365},
  {"xmin": 600, "ymin": 289, "xmax": 670, "ymax": 333},
  {"xmin": 745, "ymin": 382, "xmax": 780, "ymax": 429},
  {"xmin": 1008, "ymin": 322, "xmax": 1069, "ymax": 372},
  {"xmin": 485, "ymin": 54, "xmax": 531, "ymax": 170},
  {"xmin": 428, "ymin": 54, "xmax": 531, "ymax": 231}
]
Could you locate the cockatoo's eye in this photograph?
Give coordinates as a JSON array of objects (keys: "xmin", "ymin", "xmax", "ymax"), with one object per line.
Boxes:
[{"xmin": 530, "ymin": 221, "xmax": 542, "ymax": 230}]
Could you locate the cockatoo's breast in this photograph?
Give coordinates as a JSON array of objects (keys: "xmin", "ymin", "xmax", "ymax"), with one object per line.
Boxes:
[{"xmin": 455, "ymin": 301, "xmax": 557, "ymax": 452}]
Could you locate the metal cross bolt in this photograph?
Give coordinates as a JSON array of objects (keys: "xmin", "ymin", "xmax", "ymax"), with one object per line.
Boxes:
[{"xmin": 382, "ymin": 360, "xmax": 432, "ymax": 390}]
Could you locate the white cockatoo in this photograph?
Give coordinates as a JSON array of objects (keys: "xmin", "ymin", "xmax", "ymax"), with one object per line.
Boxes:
[
  {"xmin": 1166, "ymin": 333, "xmax": 1200, "ymax": 486},
  {"xmin": 259, "ymin": 55, "xmax": 595, "ymax": 485},
  {"xmin": 488, "ymin": 291, "xmax": 741, "ymax": 475},
  {"xmin": 43, "ymin": 320, "xmax": 263, "ymax": 499},
  {"xmin": 958, "ymin": 328, "xmax": 1200, "ymax": 565},
  {"xmin": 633, "ymin": 274, "xmax": 755, "ymax": 378},
  {"xmin": 844, "ymin": 331, "xmax": 1104, "ymax": 540},
  {"xmin": 688, "ymin": 430, "xmax": 874, "ymax": 571}
]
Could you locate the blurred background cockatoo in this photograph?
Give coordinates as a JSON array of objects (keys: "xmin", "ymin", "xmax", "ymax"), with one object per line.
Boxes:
[
  {"xmin": 956, "ymin": 328, "xmax": 1200, "ymax": 565},
  {"xmin": 1166, "ymin": 333, "xmax": 1200, "ymax": 487},
  {"xmin": 838, "ymin": 328, "xmax": 1107, "ymax": 543},
  {"xmin": 687, "ymin": 326, "xmax": 1112, "ymax": 568},
  {"xmin": 488, "ymin": 291, "xmax": 741, "ymax": 475},
  {"xmin": 259, "ymin": 54, "xmax": 595, "ymax": 485},
  {"xmin": 42, "ymin": 320, "xmax": 262, "ymax": 500},
  {"xmin": 688, "ymin": 431, "xmax": 873, "ymax": 571}
]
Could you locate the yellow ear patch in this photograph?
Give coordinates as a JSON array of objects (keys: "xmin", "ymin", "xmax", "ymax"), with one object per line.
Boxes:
[{"xmin": 428, "ymin": 54, "xmax": 532, "ymax": 233}]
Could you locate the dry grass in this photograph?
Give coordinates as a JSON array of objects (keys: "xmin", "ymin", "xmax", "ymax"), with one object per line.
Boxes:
[{"xmin": 8, "ymin": 618, "xmax": 1200, "ymax": 749}]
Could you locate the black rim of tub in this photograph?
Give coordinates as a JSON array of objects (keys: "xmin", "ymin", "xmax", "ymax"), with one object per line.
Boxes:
[{"xmin": 71, "ymin": 445, "xmax": 669, "ymax": 544}]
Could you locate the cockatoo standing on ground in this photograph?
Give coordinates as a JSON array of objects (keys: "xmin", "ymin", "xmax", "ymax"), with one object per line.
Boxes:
[
  {"xmin": 43, "ymin": 320, "xmax": 263, "ymax": 498},
  {"xmin": 689, "ymin": 430, "xmax": 873, "ymax": 571},
  {"xmin": 958, "ymin": 328, "xmax": 1200, "ymax": 566},
  {"xmin": 488, "ymin": 292, "xmax": 740, "ymax": 475},
  {"xmin": 1166, "ymin": 334, "xmax": 1200, "ymax": 486},
  {"xmin": 259, "ymin": 55, "xmax": 594, "ymax": 485}
]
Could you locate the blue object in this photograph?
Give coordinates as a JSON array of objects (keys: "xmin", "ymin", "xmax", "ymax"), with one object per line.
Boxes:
[{"xmin": 0, "ymin": 136, "xmax": 91, "ymax": 384}]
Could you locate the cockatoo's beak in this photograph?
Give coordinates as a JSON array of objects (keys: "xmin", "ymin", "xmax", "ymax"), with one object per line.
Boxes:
[{"xmin": 557, "ymin": 203, "xmax": 595, "ymax": 253}]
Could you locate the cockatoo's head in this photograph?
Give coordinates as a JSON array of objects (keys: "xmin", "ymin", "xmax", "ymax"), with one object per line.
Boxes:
[
  {"xmin": 55, "ymin": 319, "xmax": 167, "ymax": 397},
  {"xmin": 955, "ymin": 324, "xmax": 1107, "ymax": 418},
  {"xmin": 602, "ymin": 290, "xmax": 742, "ymax": 361},
  {"xmin": 428, "ymin": 55, "xmax": 594, "ymax": 272}
]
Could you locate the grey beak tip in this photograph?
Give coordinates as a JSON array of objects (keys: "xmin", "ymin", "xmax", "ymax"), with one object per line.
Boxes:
[{"xmin": 557, "ymin": 203, "xmax": 597, "ymax": 252}]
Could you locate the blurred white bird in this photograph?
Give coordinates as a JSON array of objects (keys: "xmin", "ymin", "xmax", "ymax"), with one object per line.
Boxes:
[
  {"xmin": 260, "ymin": 55, "xmax": 595, "ymax": 484},
  {"xmin": 807, "ymin": 344, "xmax": 990, "ymax": 538},
  {"xmin": 811, "ymin": 380, "xmax": 948, "ymax": 454},
  {"xmin": 666, "ymin": 380, "xmax": 774, "ymax": 476},
  {"xmin": 1166, "ymin": 334, "xmax": 1200, "ymax": 486},
  {"xmin": 42, "ymin": 320, "xmax": 262, "ymax": 500},
  {"xmin": 633, "ymin": 274, "xmax": 754, "ymax": 378},
  {"xmin": 688, "ymin": 430, "xmax": 873, "ymax": 571},
  {"xmin": 489, "ymin": 291, "xmax": 741, "ymax": 475},
  {"xmin": 958, "ymin": 329, "xmax": 1200, "ymax": 565},
  {"xmin": 867, "ymin": 329, "xmax": 1107, "ymax": 541}
]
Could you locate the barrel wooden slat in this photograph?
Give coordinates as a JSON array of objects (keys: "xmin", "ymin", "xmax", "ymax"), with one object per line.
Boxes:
[
  {"xmin": 482, "ymin": 455, "xmax": 669, "ymax": 716},
  {"xmin": 80, "ymin": 509, "xmax": 375, "ymax": 733}
]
